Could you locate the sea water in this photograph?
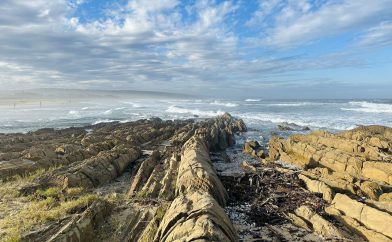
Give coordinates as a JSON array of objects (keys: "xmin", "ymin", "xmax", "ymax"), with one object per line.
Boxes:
[{"xmin": 0, "ymin": 99, "xmax": 391, "ymax": 136}]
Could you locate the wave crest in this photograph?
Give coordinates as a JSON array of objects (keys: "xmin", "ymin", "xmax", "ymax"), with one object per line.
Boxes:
[
  {"xmin": 166, "ymin": 106, "xmax": 224, "ymax": 117},
  {"xmin": 342, "ymin": 101, "xmax": 392, "ymax": 113},
  {"xmin": 209, "ymin": 100, "xmax": 238, "ymax": 107}
]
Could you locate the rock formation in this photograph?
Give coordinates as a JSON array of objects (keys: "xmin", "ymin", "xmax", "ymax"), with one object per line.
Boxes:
[
  {"xmin": 0, "ymin": 113, "xmax": 245, "ymax": 241},
  {"xmin": 1, "ymin": 115, "xmax": 391, "ymax": 242},
  {"xmin": 269, "ymin": 125, "xmax": 392, "ymax": 241}
]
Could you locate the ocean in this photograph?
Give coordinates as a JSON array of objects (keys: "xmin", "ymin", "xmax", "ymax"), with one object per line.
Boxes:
[{"xmin": 1, "ymin": 99, "xmax": 392, "ymax": 139}]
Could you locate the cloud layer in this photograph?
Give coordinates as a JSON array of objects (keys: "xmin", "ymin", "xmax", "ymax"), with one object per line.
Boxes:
[{"xmin": 0, "ymin": 0, "xmax": 391, "ymax": 97}]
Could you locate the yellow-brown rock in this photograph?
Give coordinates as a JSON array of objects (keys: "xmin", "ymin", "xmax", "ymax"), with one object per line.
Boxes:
[
  {"xmin": 153, "ymin": 191, "xmax": 237, "ymax": 242},
  {"xmin": 294, "ymin": 205, "xmax": 346, "ymax": 239},
  {"xmin": 268, "ymin": 125, "xmax": 392, "ymax": 198},
  {"xmin": 329, "ymin": 193, "xmax": 392, "ymax": 239},
  {"xmin": 298, "ymin": 174, "xmax": 334, "ymax": 202}
]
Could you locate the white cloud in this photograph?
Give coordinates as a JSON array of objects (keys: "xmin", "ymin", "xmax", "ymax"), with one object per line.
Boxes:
[
  {"xmin": 254, "ymin": 0, "xmax": 392, "ymax": 48},
  {"xmin": 357, "ymin": 21, "xmax": 392, "ymax": 47},
  {"xmin": 0, "ymin": 0, "xmax": 390, "ymax": 95}
]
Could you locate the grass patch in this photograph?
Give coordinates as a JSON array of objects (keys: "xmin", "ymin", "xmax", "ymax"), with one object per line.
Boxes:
[{"xmin": 0, "ymin": 192, "xmax": 98, "ymax": 241}]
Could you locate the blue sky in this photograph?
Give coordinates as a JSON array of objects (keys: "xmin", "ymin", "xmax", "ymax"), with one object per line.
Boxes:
[{"xmin": 0, "ymin": 0, "xmax": 391, "ymax": 98}]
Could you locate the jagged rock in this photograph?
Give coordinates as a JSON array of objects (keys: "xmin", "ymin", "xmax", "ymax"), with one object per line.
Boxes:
[
  {"xmin": 298, "ymin": 174, "xmax": 334, "ymax": 202},
  {"xmin": 360, "ymin": 181, "xmax": 383, "ymax": 200},
  {"xmin": 240, "ymin": 160, "xmax": 257, "ymax": 173},
  {"xmin": 244, "ymin": 140, "xmax": 260, "ymax": 153},
  {"xmin": 362, "ymin": 162, "xmax": 392, "ymax": 185},
  {"xmin": 286, "ymin": 213, "xmax": 312, "ymax": 231},
  {"xmin": 328, "ymin": 193, "xmax": 392, "ymax": 239},
  {"xmin": 380, "ymin": 192, "xmax": 392, "ymax": 201},
  {"xmin": 277, "ymin": 122, "xmax": 310, "ymax": 131},
  {"xmin": 176, "ymin": 136, "xmax": 228, "ymax": 206},
  {"xmin": 158, "ymin": 154, "xmax": 180, "ymax": 200},
  {"xmin": 153, "ymin": 191, "xmax": 238, "ymax": 242},
  {"xmin": 294, "ymin": 205, "xmax": 346, "ymax": 239},
  {"xmin": 112, "ymin": 207, "xmax": 156, "ymax": 242},
  {"xmin": 302, "ymin": 167, "xmax": 357, "ymax": 195},
  {"xmin": 47, "ymin": 201, "xmax": 110, "ymax": 242},
  {"xmin": 365, "ymin": 200, "xmax": 392, "ymax": 214},
  {"xmin": 46, "ymin": 147, "xmax": 142, "ymax": 188},
  {"xmin": 243, "ymin": 140, "xmax": 266, "ymax": 159},
  {"xmin": 269, "ymin": 125, "xmax": 392, "ymax": 199},
  {"xmin": 326, "ymin": 206, "xmax": 391, "ymax": 242},
  {"xmin": 138, "ymin": 203, "xmax": 170, "ymax": 242},
  {"xmin": 128, "ymin": 150, "xmax": 160, "ymax": 197}
]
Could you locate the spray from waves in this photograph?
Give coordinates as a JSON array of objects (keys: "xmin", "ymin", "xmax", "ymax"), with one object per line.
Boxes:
[
  {"xmin": 266, "ymin": 102, "xmax": 313, "ymax": 107},
  {"xmin": 245, "ymin": 99, "xmax": 261, "ymax": 102},
  {"xmin": 342, "ymin": 101, "xmax": 392, "ymax": 113},
  {"xmin": 209, "ymin": 100, "xmax": 238, "ymax": 107},
  {"xmin": 92, "ymin": 119, "xmax": 120, "ymax": 125},
  {"xmin": 238, "ymin": 112, "xmax": 357, "ymax": 130},
  {"xmin": 166, "ymin": 105, "xmax": 224, "ymax": 117}
]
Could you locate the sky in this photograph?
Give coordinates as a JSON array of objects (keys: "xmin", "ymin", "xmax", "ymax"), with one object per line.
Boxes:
[{"xmin": 0, "ymin": 0, "xmax": 391, "ymax": 99}]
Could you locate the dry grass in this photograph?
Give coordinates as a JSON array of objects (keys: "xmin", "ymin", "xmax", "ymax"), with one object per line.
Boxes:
[
  {"xmin": 0, "ymin": 190, "xmax": 98, "ymax": 242},
  {"xmin": 0, "ymin": 169, "xmax": 97, "ymax": 242}
]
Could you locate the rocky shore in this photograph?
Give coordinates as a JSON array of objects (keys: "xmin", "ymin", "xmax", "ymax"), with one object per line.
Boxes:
[{"xmin": 0, "ymin": 114, "xmax": 391, "ymax": 242}]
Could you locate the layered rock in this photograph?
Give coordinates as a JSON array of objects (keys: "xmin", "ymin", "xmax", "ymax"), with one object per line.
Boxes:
[
  {"xmin": 268, "ymin": 125, "xmax": 392, "ymax": 241},
  {"xmin": 269, "ymin": 126, "xmax": 392, "ymax": 198},
  {"xmin": 120, "ymin": 114, "xmax": 243, "ymax": 241},
  {"xmin": 0, "ymin": 119, "xmax": 192, "ymax": 180},
  {"xmin": 153, "ymin": 136, "xmax": 237, "ymax": 241},
  {"xmin": 0, "ymin": 113, "xmax": 245, "ymax": 241},
  {"xmin": 326, "ymin": 193, "xmax": 392, "ymax": 242},
  {"xmin": 47, "ymin": 201, "xmax": 110, "ymax": 242},
  {"xmin": 43, "ymin": 146, "xmax": 142, "ymax": 189}
]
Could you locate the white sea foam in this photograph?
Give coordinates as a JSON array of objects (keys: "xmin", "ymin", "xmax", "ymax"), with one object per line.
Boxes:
[
  {"xmin": 81, "ymin": 107, "xmax": 89, "ymax": 110},
  {"xmin": 342, "ymin": 101, "xmax": 392, "ymax": 113},
  {"xmin": 122, "ymin": 101, "xmax": 142, "ymax": 108},
  {"xmin": 103, "ymin": 109, "xmax": 112, "ymax": 115},
  {"xmin": 245, "ymin": 99, "xmax": 261, "ymax": 102},
  {"xmin": 92, "ymin": 119, "xmax": 119, "ymax": 125},
  {"xmin": 267, "ymin": 102, "xmax": 312, "ymax": 107},
  {"xmin": 238, "ymin": 113, "xmax": 356, "ymax": 130},
  {"xmin": 166, "ymin": 106, "xmax": 224, "ymax": 117},
  {"xmin": 68, "ymin": 110, "xmax": 79, "ymax": 115},
  {"xmin": 209, "ymin": 100, "xmax": 238, "ymax": 107}
]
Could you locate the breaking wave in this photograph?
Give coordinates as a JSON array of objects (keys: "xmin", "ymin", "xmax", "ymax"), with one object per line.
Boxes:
[
  {"xmin": 342, "ymin": 101, "xmax": 392, "ymax": 113},
  {"xmin": 266, "ymin": 102, "xmax": 313, "ymax": 107},
  {"xmin": 209, "ymin": 100, "xmax": 238, "ymax": 107},
  {"xmin": 239, "ymin": 113, "xmax": 357, "ymax": 130},
  {"xmin": 166, "ymin": 106, "xmax": 224, "ymax": 117}
]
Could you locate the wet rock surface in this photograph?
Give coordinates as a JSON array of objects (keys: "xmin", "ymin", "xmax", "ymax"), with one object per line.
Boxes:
[{"xmin": 0, "ymin": 116, "xmax": 391, "ymax": 242}]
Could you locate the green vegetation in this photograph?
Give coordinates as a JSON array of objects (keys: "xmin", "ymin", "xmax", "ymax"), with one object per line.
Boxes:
[
  {"xmin": 0, "ymin": 169, "xmax": 97, "ymax": 242},
  {"xmin": 0, "ymin": 190, "xmax": 98, "ymax": 242}
]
